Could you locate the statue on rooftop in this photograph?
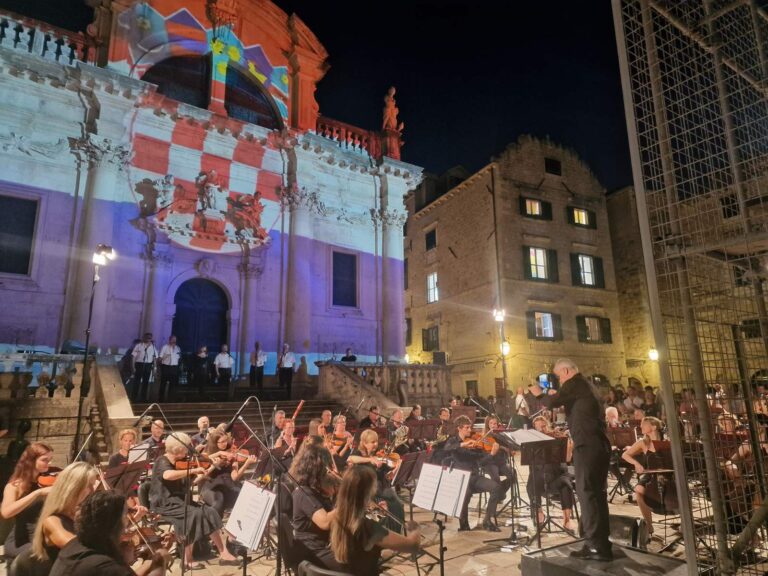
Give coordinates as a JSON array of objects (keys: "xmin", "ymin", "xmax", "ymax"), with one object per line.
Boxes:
[{"xmin": 382, "ymin": 86, "xmax": 404, "ymax": 133}]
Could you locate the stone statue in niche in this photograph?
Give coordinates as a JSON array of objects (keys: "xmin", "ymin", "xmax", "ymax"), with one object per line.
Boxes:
[
  {"xmin": 227, "ymin": 191, "xmax": 267, "ymax": 239},
  {"xmin": 382, "ymin": 86, "xmax": 404, "ymax": 133},
  {"xmin": 156, "ymin": 174, "xmax": 175, "ymax": 208},
  {"xmin": 195, "ymin": 169, "xmax": 226, "ymax": 212},
  {"xmin": 135, "ymin": 177, "xmax": 160, "ymax": 217}
]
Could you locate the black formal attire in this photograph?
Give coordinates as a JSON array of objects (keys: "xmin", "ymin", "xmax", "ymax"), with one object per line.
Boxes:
[
  {"xmin": 536, "ymin": 373, "xmax": 612, "ymax": 554},
  {"xmin": 200, "ymin": 463, "xmax": 241, "ymax": 517},
  {"xmin": 442, "ymin": 436, "xmax": 509, "ymax": 528},
  {"xmin": 340, "ymin": 354, "xmax": 357, "ymax": 362},
  {"xmin": 527, "ymin": 460, "xmax": 575, "ymax": 513},
  {"xmin": 337, "ymin": 518, "xmax": 388, "ymax": 575},
  {"xmin": 3, "ymin": 487, "xmax": 43, "ymax": 559},
  {"xmin": 291, "ymin": 487, "xmax": 344, "ymax": 571},
  {"xmin": 358, "ymin": 416, "xmax": 377, "ymax": 430},
  {"xmin": 349, "ymin": 449, "xmax": 405, "ymax": 533},
  {"xmin": 192, "ymin": 354, "xmax": 209, "ymax": 394},
  {"xmin": 107, "ymin": 452, "xmax": 128, "ymax": 469},
  {"xmin": 11, "ymin": 513, "xmax": 74, "ymax": 576},
  {"xmin": 49, "ymin": 539, "xmax": 132, "ymax": 576}
]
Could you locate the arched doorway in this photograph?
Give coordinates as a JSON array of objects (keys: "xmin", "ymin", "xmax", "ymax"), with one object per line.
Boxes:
[{"xmin": 172, "ymin": 279, "xmax": 229, "ymax": 358}]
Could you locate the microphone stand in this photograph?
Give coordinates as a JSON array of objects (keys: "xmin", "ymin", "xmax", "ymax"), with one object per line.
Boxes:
[{"xmin": 468, "ymin": 397, "xmax": 491, "ymax": 417}]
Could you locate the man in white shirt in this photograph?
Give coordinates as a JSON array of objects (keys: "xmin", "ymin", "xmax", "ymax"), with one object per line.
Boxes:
[
  {"xmin": 131, "ymin": 332, "xmax": 158, "ymax": 402},
  {"xmin": 278, "ymin": 343, "xmax": 296, "ymax": 397},
  {"xmin": 622, "ymin": 386, "xmax": 644, "ymax": 414},
  {"xmin": 158, "ymin": 335, "xmax": 181, "ymax": 402},
  {"xmin": 214, "ymin": 344, "xmax": 234, "ymax": 390},
  {"xmin": 249, "ymin": 341, "xmax": 268, "ymax": 390}
]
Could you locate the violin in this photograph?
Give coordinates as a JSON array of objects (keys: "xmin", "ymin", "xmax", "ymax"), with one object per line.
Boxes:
[
  {"xmin": 374, "ymin": 449, "xmax": 401, "ymax": 468},
  {"xmin": 37, "ymin": 467, "xmax": 63, "ymax": 487},
  {"xmin": 174, "ymin": 457, "xmax": 212, "ymax": 471},
  {"xmin": 467, "ymin": 431, "xmax": 494, "ymax": 452}
]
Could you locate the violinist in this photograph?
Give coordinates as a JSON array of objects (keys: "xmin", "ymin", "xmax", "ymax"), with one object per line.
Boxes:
[
  {"xmin": 528, "ymin": 417, "xmax": 577, "ymax": 532},
  {"xmin": 148, "ymin": 432, "xmax": 239, "ymax": 570},
  {"xmin": 138, "ymin": 420, "xmax": 165, "ymax": 462},
  {"xmin": 268, "ymin": 410, "xmax": 286, "ymax": 448},
  {"xmin": 198, "ymin": 430, "xmax": 257, "ymax": 517},
  {"xmin": 307, "ymin": 418, "xmax": 322, "ymax": 438},
  {"xmin": 1, "ymin": 442, "xmax": 54, "ymax": 560},
  {"xmin": 328, "ymin": 415, "xmax": 354, "ymax": 471},
  {"xmin": 274, "ymin": 418, "xmax": 299, "ymax": 462},
  {"xmin": 479, "ymin": 416, "xmax": 517, "ymax": 488},
  {"xmin": 347, "ymin": 429, "xmax": 405, "ymax": 533},
  {"xmin": 329, "ymin": 465, "xmax": 420, "ymax": 575},
  {"xmin": 190, "ymin": 416, "xmax": 210, "ymax": 451},
  {"xmin": 108, "ymin": 429, "xmax": 137, "ymax": 469},
  {"xmin": 288, "ymin": 442, "xmax": 343, "ymax": 571},
  {"xmin": 442, "ymin": 416, "xmax": 507, "ymax": 532},
  {"xmin": 49, "ymin": 491, "xmax": 171, "ymax": 576},
  {"xmin": 605, "ymin": 407, "xmax": 623, "ymax": 429},
  {"xmin": 620, "ymin": 416, "xmax": 665, "ymax": 543}
]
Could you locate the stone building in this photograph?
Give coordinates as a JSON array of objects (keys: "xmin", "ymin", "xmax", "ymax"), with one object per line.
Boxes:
[
  {"xmin": 404, "ymin": 135, "xmax": 627, "ymax": 399},
  {"xmin": 0, "ymin": 0, "xmax": 420, "ymax": 390}
]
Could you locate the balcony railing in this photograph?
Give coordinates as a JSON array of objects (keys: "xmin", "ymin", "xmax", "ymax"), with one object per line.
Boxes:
[
  {"xmin": 0, "ymin": 353, "xmax": 86, "ymax": 399},
  {"xmin": 316, "ymin": 115, "xmax": 383, "ymax": 159},
  {"xmin": 0, "ymin": 9, "xmax": 95, "ymax": 66}
]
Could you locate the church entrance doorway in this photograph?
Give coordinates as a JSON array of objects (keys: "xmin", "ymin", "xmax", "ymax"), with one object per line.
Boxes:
[{"xmin": 172, "ymin": 278, "xmax": 229, "ymax": 363}]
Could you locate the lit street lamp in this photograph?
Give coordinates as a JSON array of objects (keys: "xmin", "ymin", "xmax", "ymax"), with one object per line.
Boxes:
[
  {"xmin": 73, "ymin": 244, "xmax": 116, "ymax": 459},
  {"xmin": 493, "ymin": 309, "xmax": 509, "ymax": 393},
  {"xmin": 648, "ymin": 348, "xmax": 659, "ymax": 362}
]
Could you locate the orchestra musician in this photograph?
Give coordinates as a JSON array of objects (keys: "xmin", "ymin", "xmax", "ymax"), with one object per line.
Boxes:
[
  {"xmin": 148, "ymin": 432, "xmax": 239, "ymax": 570},
  {"xmin": 529, "ymin": 358, "xmax": 612, "ymax": 561},
  {"xmin": 49, "ymin": 491, "xmax": 170, "ymax": 576},
  {"xmin": 328, "ymin": 415, "xmax": 354, "ymax": 471},
  {"xmin": 1, "ymin": 442, "xmax": 54, "ymax": 560},
  {"xmin": 269, "ymin": 410, "xmax": 286, "ymax": 448},
  {"xmin": 329, "ymin": 465, "xmax": 420, "ymax": 575},
  {"xmin": 605, "ymin": 407, "xmax": 623, "ymax": 429},
  {"xmin": 442, "ymin": 416, "xmax": 508, "ymax": 532},
  {"xmin": 307, "ymin": 418, "xmax": 322, "ymax": 438},
  {"xmin": 318, "ymin": 410, "xmax": 333, "ymax": 437},
  {"xmin": 387, "ymin": 410, "xmax": 410, "ymax": 456},
  {"xmin": 142, "ymin": 421, "xmax": 165, "ymax": 461},
  {"xmin": 404, "ymin": 405, "xmax": 423, "ymax": 425},
  {"xmin": 528, "ymin": 416, "xmax": 577, "ymax": 532},
  {"xmin": 108, "ymin": 430, "xmax": 137, "ymax": 469},
  {"xmin": 347, "ymin": 429, "xmax": 405, "ymax": 532},
  {"xmin": 11, "ymin": 463, "xmax": 99, "ymax": 576},
  {"xmin": 358, "ymin": 406, "xmax": 381, "ymax": 430},
  {"xmin": 288, "ymin": 442, "xmax": 343, "ymax": 571},
  {"xmin": 620, "ymin": 416, "xmax": 665, "ymax": 543},
  {"xmin": 198, "ymin": 430, "xmax": 257, "ymax": 517},
  {"xmin": 190, "ymin": 416, "xmax": 210, "ymax": 450},
  {"xmin": 274, "ymin": 418, "xmax": 299, "ymax": 465},
  {"xmin": 479, "ymin": 416, "xmax": 517, "ymax": 487}
]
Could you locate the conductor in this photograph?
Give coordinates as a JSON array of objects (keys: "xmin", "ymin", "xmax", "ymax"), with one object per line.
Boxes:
[{"xmin": 529, "ymin": 358, "xmax": 612, "ymax": 561}]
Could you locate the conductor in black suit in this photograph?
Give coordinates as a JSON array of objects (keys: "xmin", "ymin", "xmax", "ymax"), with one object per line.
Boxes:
[{"xmin": 529, "ymin": 358, "xmax": 613, "ymax": 561}]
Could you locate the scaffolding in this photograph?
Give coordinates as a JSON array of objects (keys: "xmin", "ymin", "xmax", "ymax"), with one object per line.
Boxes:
[{"xmin": 613, "ymin": 1, "xmax": 768, "ymax": 574}]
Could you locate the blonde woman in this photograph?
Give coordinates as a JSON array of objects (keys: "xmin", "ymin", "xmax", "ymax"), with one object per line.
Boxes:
[
  {"xmin": 149, "ymin": 431, "xmax": 239, "ymax": 570},
  {"xmin": 330, "ymin": 466, "xmax": 419, "ymax": 574},
  {"xmin": 108, "ymin": 428, "xmax": 137, "ymax": 468}
]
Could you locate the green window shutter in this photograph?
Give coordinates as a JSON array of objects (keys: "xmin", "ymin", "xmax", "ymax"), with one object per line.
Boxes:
[
  {"xmin": 526, "ymin": 311, "xmax": 536, "ymax": 339},
  {"xmin": 576, "ymin": 315, "xmax": 588, "ymax": 342},
  {"xmin": 433, "ymin": 327, "xmax": 440, "ymax": 351},
  {"xmin": 519, "ymin": 196, "xmax": 528, "ymax": 215},
  {"xmin": 553, "ymin": 314, "xmax": 563, "ymax": 341},
  {"xmin": 595, "ymin": 256, "xmax": 605, "ymax": 288},
  {"xmin": 523, "ymin": 246, "xmax": 532, "ymax": 280},
  {"xmin": 542, "ymin": 200, "xmax": 553, "ymax": 220},
  {"xmin": 570, "ymin": 253, "xmax": 582, "ymax": 286},
  {"xmin": 588, "ymin": 209, "xmax": 597, "ymax": 229},
  {"xmin": 566, "ymin": 207, "xmax": 575, "ymax": 224},
  {"xmin": 547, "ymin": 249, "xmax": 559, "ymax": 283},
  {"xmin": 422, "ymin": 328, "xmax": 429, "ymax": 351},
  {"xmin": 600, "ymin": 318, "xmax": 612, "ymax": 343}
]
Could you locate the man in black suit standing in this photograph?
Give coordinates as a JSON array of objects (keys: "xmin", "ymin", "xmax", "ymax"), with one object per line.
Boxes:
[{"xmin": 529, "ymin": 358, "xmax": 612, "ymax": 561}]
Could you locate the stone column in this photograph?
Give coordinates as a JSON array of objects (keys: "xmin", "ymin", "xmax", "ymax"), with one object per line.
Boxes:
[
  {"xmin": 141, "ymin": 240, "xmax": 173, "ymax": 340},
  {"xmin": 66, "ymin": 135, "xmax": 131, "ymax": 350},
  {"xmin": 282, "ymin": 187, "xmax": 313, "ymax": 357},
  {"xmin": 238, "ymin": 250, "xmax": 264, "ymax": 375},
  {"xmin": 381, "ymin": 208, "xmax": 407, "ymax": 361}
]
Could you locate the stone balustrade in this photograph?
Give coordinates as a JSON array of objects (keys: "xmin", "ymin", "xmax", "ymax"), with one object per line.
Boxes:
[
  {"xmin": 0, "ymin": 353, "xmax": 86, "ymax": 399},
  {"xmin": 0, "ymin": 9, "xmax": 95, "ymax": 66},
  {"xmin": 316, "ymin": 115, "xmax": 383, "ymax": 159}
]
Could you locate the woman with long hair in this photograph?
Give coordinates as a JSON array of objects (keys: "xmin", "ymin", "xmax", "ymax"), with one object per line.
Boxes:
[
  {"xmin": 288, "ymin": 442, "xmax": 342, "ymax": 570},
  {"xmin": 1, "ymin": 442, "xmax": 54, "ymax": 558},
  {"xmin": 330, "ymin": 465, "xmax": 420, "ymax": 574},
  {"xmin": 621, "ymin": 416, "xmax": 665, "ymax": 542},
  {"xmin": 149, "ymin": 432, "xmax": 238, "ymax": 570},
  {"xmin": 108, "ymin": 429, "xmax": 137, "ymax": 469},
  {"xmin": 198, "ymin": 430, "xmax": 257, "ymax": 517},
  {"xmin": 49, "ymin": 490, "xmax": 170, "ymax": 576}
]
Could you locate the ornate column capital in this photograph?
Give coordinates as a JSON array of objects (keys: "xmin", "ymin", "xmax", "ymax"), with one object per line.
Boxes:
[
  {"xmin": 69, "ymin": 134, "xmax": 132, "ymax": 171},
  {"xmin": 238, "ymin": 261, "xmax": 264, "ymax": 279},
  {"xmin": 140, "ymin": 242, "xmax": 173, "ymax": 269},
  {"xmin": 278, "ymin": 185, "xmax": 326, "ymax": 216},
  {"xmin": 380, "ymin": 208, "xmax": 407, "ymax": 228}
]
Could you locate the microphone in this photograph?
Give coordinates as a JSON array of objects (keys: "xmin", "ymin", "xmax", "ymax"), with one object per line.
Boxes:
[
  {"xmin": 132, "ymin": 403, "xmax": 157, "ymax": 427},
  {"xmin": 225, "ymin": 397, "xmax": 255, "ymax": 433},
  {"xmin": 355, "ymin": 395, "xmax": 366, "ymax": 412}
]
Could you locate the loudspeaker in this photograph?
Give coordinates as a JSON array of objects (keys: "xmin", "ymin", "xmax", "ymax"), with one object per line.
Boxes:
[
  {"xmin": 609, "ymin": 514, "xmax": 647, "ymax": 550},
  {"xmin": 432, "ymin": 351, "xmax": 447, "ymax": 365}
]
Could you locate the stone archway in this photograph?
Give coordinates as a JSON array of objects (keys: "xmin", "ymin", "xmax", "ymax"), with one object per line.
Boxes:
[{"xmin": 171, "ymin": 278, "xmax": 229, "ymax": 359}]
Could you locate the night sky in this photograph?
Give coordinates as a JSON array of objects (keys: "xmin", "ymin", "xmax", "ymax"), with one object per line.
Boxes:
[{"xmin": 2, "ymin": 0, "xmax": 632, "ymax": 191}]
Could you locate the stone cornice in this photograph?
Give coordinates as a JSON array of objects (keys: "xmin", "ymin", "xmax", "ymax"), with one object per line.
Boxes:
[
  {"xmin": 412, "ymin": 163, "xmax": 494, "ymax": 220},
  {"xmin": 299, "ymin": 133, "xmax": 376, "ymax": 174}
]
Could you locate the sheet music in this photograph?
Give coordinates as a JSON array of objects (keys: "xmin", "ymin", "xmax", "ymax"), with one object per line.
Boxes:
[
  {"xmin": 504, "ymin": 429, "xmax": 554, "ymax": 445},
  {"xmin": 225, "ymin": 480, "xmax": 276, "ymax": 550},
  {"xmin": 127, "ymin": 445, "xmax": 148, "ymax": 463},
  {"xmin": 412, "ymin": 463, "xmax": 442, "ymax": 510},
  {"xmin": 433, "ymin": 467, "xmax": 470, "ymax": 517}
]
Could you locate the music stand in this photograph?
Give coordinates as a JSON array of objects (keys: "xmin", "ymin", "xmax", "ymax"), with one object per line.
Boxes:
[
  {"xmin": 392, "ymin": 451, "xmax": 428, "ymax": 522},
  {"xmin": 103, "ymin": 462, "xmax": 146, "ymax": 496},
  {"xmin": 607, "ymin": 428, "xmax": 636, "ymax": 503},
  {"xmin": 450, "ymin": 406, "xmax": 477, "ymax": 425},
  {"xmin": 409, "ymin": 419, "xmax": 440, "ymax": 442}
]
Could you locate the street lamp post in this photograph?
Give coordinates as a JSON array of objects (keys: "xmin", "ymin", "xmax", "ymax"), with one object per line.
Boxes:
[
  {"xmin": 73, "ymin": 244, "xmax": 116, "ymax": 460},
  {"xmin": 493, "ymin": 309, "xmax": 509, "ymax": 393}
]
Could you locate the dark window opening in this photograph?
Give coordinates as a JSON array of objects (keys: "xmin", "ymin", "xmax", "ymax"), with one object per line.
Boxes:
[
  {"xmin": 225, "ymin": 65, "xmax": 282, "ymax": 130},
  {"xmin": 720, "ymin": 194, "xmax": 740, "ymax": 219},
  {"xmin": 403, "ymin": 258, "xmax": 408, "ymax": 289},
  {"xmin": 425, "ymin": 229, "xmax": 437, "ymax": 251},
  {"xmin": 332, "ymin": 251, "xmax": 357, "ymax": 307},
  {"xmin": 0, "ymin": 195, "xmax": 37, "ymax": 275},
  {"xmin": 422, "ymin": 325, "xmax": 439, "ymax": 352},
  {"xmin": 142, "ymin": 55, "xmax": 211, "ymax": 109},
  {"xmin": 545, "ymin": 157, "xmax": 562, "ymax": 176},
  {"xmin": 742, "ymin": 318, "xmax": 762, "ymax": 339},
  {"xmin": 406, "ymin": 318, "xmax": 412, "ymax": 346}
]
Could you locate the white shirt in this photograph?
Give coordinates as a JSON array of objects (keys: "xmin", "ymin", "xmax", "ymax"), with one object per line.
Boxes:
[
  {"xmin": 159, "ymin": 344, "xmax": 181, "ymax": 366},
  {"xmin": 214, "ymin": 353, "xmax": 234, "ymax": 369},
  {"xmin": 279, "ymin": 351, "xmax": 296, "ymax": 368},
  {"xmin": 251, "ymin": 350, "xmax": 268, "ymax": 367},
  {"xmin": 132, "ymin": 342, "xmax": 158, "ymax": 363},
  {"xmin": 623, "ymin": 396, "xmax": 643, "ymax": 411},
  {"xmin": 514, "ymin": 394, "xmax": 528, "ymax": 415}
]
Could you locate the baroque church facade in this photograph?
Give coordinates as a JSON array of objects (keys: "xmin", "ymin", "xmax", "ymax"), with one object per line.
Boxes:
[{"xmin": 0, "ymin": 0, "xmax": 420, "ymax": 376}]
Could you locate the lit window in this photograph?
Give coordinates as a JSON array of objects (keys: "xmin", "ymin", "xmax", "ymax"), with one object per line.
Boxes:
[
  {"xmin": 535, "ymin": 312, "xmax": 554, "ymax": 338},
  {"xmin": 427, "ymin": 272, "xmax": 439, "ymax": 303},
  {"xmin": 530, "ymin": 248, "xmax": 548, "ymax": 279},
  {"xmin": 577, "ymin": 315, "xmax": 612, "ymax": 344},
  {"xmin": 525, "ymin": 199, "xmax": 541, "ymax": 216},
  {"xmin": 584, "ymin": 317, "xmax": 601, "ymax": 341},
  {"xmin": 578, "ymin": 254, "xmax": 595, "ymax": 286},
  {"xmin": 573, "ymin": 208, "xmax": 589, "ymax": 226}
]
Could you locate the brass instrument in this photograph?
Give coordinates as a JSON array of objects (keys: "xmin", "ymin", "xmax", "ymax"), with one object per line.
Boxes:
[{"xmin": 391, "ymin": 425, "xmax": 409, "ymax": 450}]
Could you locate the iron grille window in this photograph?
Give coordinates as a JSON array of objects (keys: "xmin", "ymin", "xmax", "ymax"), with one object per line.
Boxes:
[
  {"xmin": 422, "ymin": 325, "xmax": 439, "ymax": 352},
  {"xmin": 545, "ymin": 157, "xmax": 562, "ymax": 176}
]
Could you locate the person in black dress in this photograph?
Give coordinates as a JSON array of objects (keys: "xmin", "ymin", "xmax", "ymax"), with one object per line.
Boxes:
[
  {"xmin": 198, "ymin": 430, "xmax": 257, "ymax": 517},
  {"xmin": 50, "ymin": 491, "xmax": 170, "ymax": 576},
  {"xmin": 329, "ymin": 465, "xmax": 420, "ymax": 575},
  {"xmin": 148, "ymin": 432, "xmax": 239, "ymax": 570},
  {"xmin": 529, "ymin": 358, "xmax": 613, "ymax": 561},
  {"xmin": 1, "ymin": 442, "xmax": 54, "ymax": 560}
]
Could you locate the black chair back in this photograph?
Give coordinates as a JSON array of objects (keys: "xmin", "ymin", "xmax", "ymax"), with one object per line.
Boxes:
[{"xmin": 298, "ymin": 559, "xmax": 354, "ymax": 576}]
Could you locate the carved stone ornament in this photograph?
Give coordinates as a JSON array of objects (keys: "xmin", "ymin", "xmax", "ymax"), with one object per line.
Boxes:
[
  {"xmin": 0, "ymin": 131, "xmax": 68, "ymax": 159},
  {"xmin": 379, "ymin": 208, "xmax": 407, "ymax": 228},
  {"xmin": 196, "ymin": 258, "xmax": 218, "ymax": 278},
  {"xmin": 69, "ymin": 134, "xmax": 132, "ymax": 171}
]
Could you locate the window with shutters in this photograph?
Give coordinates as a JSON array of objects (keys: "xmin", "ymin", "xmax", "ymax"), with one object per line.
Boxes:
[
  {"xmin": 576, "ymin": 316, "xmax": 613, "ymax": 344},
  {"xmin": 0, "ymin": 195, "xmax": 38, "ymax": 275},
  {"xmin": 422, "ymin": 325, "xmax": 439, "ymax": 351},
  {"xmin": 519, "ymin": 197, "xmax": 552, "ymax": 220},
  {"xmin": 523, "ymin": 246, "xmax": 558, "ymax": 283},
  {"xmin": 568, "ymin": 206, "xmax": 597, "ymax": 229},
  {"xmin": 536, "ymin": 312, "xmax": 554, "ymax": 338},
  {"xmin": 526, "ymin": 199, "xmax": 541, "ymax": 216},
  {"xmin": 573, "ymin": 208, "xmax": 589, "ymax": 225},
  {"xmin": 426, "ymin": 272, "xmax": 439, "ymax": 303},
  {"xmin": 526, "ymin": 311, "xmax": 563, "ymax": 341},
  {"xmin": 571, "ymin": 253, "xmax": 604, "ymax": 288},
  {"xmin": 578, "ymin": 255, "xmax": 595, "ymax": 286},
  {"xmin": 530, "ymin": 248, "xmax": 548, "ymax": 279}
]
